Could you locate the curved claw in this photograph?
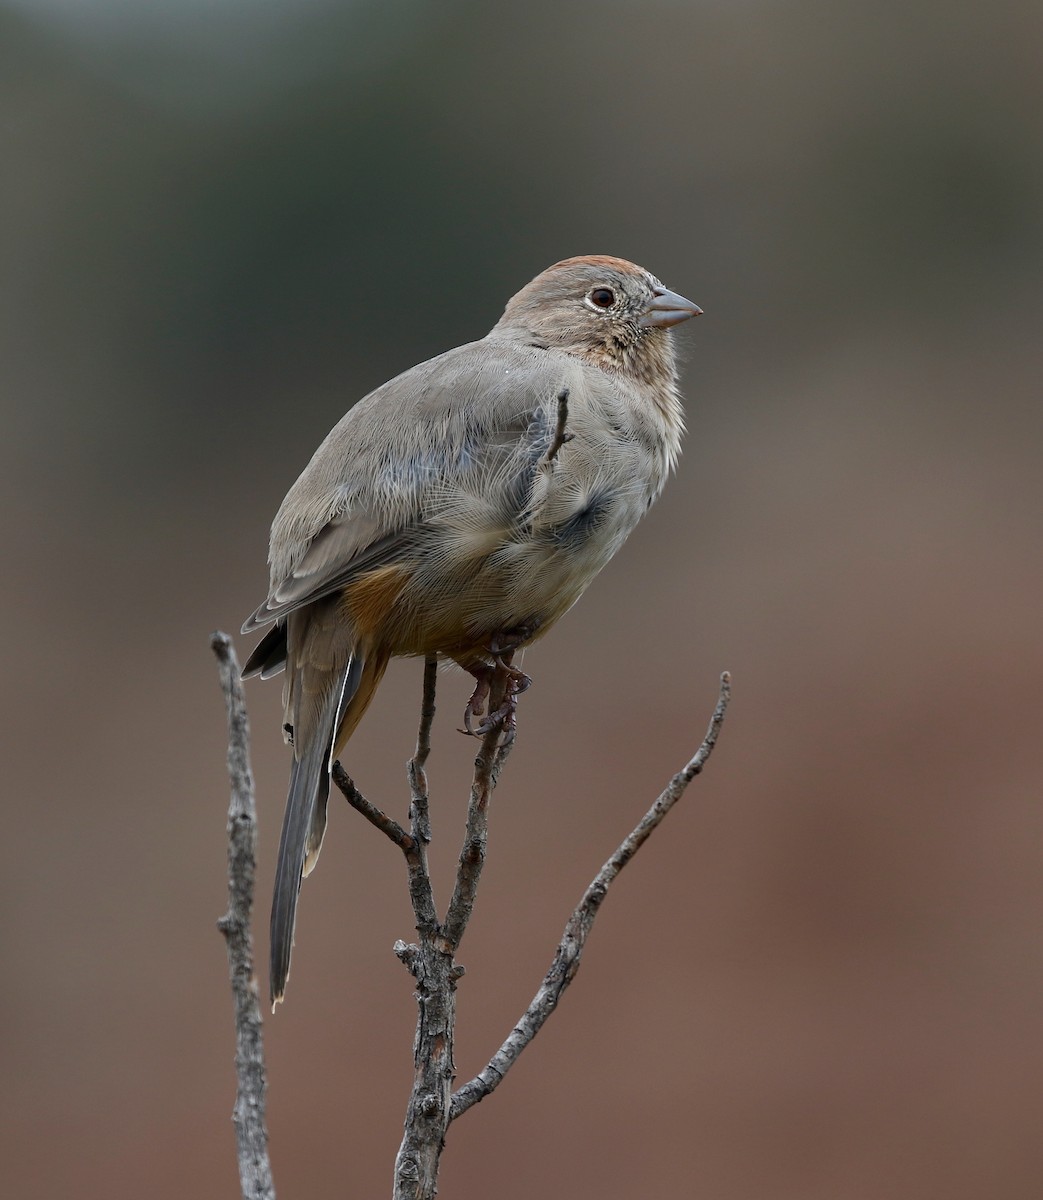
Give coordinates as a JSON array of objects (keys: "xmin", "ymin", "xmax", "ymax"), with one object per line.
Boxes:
[
  {"xmin": 507, "ymin": 668, "xmax": 532, "ymax": 695},
  {"xmin": 472, "ymin": 668, "xmax": 529, "ymax": 736},
  {"xmin": 461, "ymin": 701, "xmax": 483, "ymax": 737}
]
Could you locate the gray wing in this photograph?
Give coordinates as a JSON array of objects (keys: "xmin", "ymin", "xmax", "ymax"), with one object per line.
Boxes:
[
  {"xmin": 241, "ymin": 338, "xmax": 565, "ymax": 637},
  {"xmin": 241, "ymin": 518, "xmax": 406, "ymax": 633}
]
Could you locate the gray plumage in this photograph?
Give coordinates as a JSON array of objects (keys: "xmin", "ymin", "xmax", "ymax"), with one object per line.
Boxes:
[{"xmin": 242, "ymin": 255, "xmax": 700, "ymax": 1004}]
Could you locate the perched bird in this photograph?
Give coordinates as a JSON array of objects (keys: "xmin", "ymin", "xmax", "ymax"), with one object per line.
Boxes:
[{"xmin": 242, "ymin": 255, "xmax": 701, "ymax": 1003}]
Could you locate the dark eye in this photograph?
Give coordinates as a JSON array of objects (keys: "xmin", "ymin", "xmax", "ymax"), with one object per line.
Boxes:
[{"xmin": 589, "ymin": 287, "xmax": 615, "ymax": 308}]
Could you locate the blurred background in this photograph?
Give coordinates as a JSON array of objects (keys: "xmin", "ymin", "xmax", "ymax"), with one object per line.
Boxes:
[{"xmin": 3, "ymin": 0, "xmax": 1041, "ymax": 1196}]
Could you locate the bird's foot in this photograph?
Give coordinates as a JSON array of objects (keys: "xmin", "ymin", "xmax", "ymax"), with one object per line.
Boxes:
[
  {"xmin": 459, "ymin": 653, "xmax": 532, "ymax": 740},
  {"xmin": 475, "ymin": 661, "xmax": 531, "ymax": 740}
]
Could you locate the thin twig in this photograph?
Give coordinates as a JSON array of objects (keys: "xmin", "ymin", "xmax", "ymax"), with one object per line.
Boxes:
[
  {"xmin": 449, "ymin": 671, "xmax": 732, "ymax": 1120},
  {"xmin": 211, "ymin": 631, "xmax": 276, "ymax": 1200},
  {"xmin": 332, "ymin": 658, "xmax": 441, "ymax": 935},
  {"xmin": 391, "ymin": 658, "xmax": 455, "ymax": 1200},
  {"xmin": 543, "ymin": 387, "xmax": 573, "ymax": 464},
  {"xmin": 408, "ymin": 657, "xmax": 438, "ymax": 847},
  {"xmin": 332, "ymin": 763, "xmax": 415, "ymax": 853},
  {"xmin": 391, "ymin": 658, "xmax": 520, "ymax": 1197},
  {"xmin": 441, "ymin": 664, "xmax": 514, "ymax": 951},
  {"xmin": 401, "ymin": 658, "xmax": 440, "ymax": 935}
]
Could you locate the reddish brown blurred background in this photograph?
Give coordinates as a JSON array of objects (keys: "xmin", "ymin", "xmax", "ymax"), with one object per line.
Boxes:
[{"xmin": 3, "ymin": 1, "xmax": 1041, "ymax": 1196}]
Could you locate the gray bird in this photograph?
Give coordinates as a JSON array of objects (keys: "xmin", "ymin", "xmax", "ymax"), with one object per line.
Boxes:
[{"xmin": 242, "ymin": 254, "xmax": 701, "ymax": 1003}]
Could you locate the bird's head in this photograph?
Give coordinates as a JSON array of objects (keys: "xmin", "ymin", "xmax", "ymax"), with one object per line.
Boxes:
[{"xmin": 494, "ymin": 255, "xmax": 701, "ymax": 382}]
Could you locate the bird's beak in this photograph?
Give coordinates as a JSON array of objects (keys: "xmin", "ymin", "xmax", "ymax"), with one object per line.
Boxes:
[{"xmin": 639, "ymin": 286, "xmax": 703, "ymax": 328}]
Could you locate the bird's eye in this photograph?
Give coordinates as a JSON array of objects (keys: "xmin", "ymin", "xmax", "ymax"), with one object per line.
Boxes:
[{"xmin": 589, "ymin": 287, "xmax": 615, "ymax": 308}]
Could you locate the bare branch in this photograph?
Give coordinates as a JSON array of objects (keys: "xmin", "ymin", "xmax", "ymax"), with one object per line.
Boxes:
[
  {"xmin": 332, "ymin": 764, "xmax": 415, "ymax": 853},
  {"xmin": 392, "ymin": 658, "xmax": 522, "ymax": 1198},
  {"xmin": 449, "ymin": 671, "xmax": 732, "ymax": 1120},
  {"xmin": 334, "ymin": 660, "xmax": 441, "ymax": 936},
  {"xmin": 414, "ymin": 658, "xmax": 438, "ymax": 770},
  {"xmin": 219, "ymin": 618, "xmax": 728, "ymax": 1200},
  {"xmin": 407, "ymin": 657, "xmax": 438, "ymax": 847},
  {"xmin": 402, "ymin": 658, "xmax": 440, "ymax": 935},
  {"xmin": 210, "ymin": 631, "xmax": 276, "ymax": 1200},
  {"xmin": 441, "ymin": 665, "xmax": 515, "ymax": 951},
  {"xmin": 391, "ymin": 659, "xmax": 454, "ymax": 1200}
]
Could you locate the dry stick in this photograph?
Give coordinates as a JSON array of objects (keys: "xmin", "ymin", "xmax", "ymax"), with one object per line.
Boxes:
[
  {"xmin": 324, "ymin": 659, "xmax": 728, "ymax": 1193},
  {"xmin": 328, "ymin": 657, "xmax": 456, "ymax": 1200},
  {"xmin": 332, "ymin": 764, "xmax": 415, "ymax": 854},
  {"xmin": 404, "ymin": 657, "xmax": 440, "ymax": 934},
  {"xmin": 449, "ymin": 670, "xmax": 732, "ymax": 1121},
  {"xmin": 409, "ymin": 656, "xmax": 439, "ymax": 834},
  {"xmin": 390, "ymin": 660, "xmax": 515, "ymax": 1200},
  {"xmin": 442, "ymin": 666, "xmax": 514, "ymax": 951},
  {"xmin": 331, "ymin": 658, "xmax": 440, "ymax": 932},
  {"xmin": 210, "ymin": 631, "xmax": 276, "ymax": 1200}
]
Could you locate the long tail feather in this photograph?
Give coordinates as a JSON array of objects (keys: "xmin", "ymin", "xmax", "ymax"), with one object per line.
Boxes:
[
  {"xmin": 269, "ymin": 740, "xmax": 329, "ymax": 1006},
  {"xmin": 269, "ymin": 654, "xmax": 363, "ymax": 1007}
]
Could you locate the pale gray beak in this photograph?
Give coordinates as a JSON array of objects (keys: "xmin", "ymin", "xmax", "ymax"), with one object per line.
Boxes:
[{"xmin": 639, "ymin": 285, "xmax": 702, "ymax": 328}]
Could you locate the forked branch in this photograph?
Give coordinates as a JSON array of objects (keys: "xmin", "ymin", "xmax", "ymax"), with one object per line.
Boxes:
[
  {"xmin": 214, "ymin": 629, "xmax": 730, "ymax": 1200},
  {"xmin": 450, "ymin": 671, "xmax": 731, "ymax": 1119},
  {"xmin": 331, "ymin": 658, "xmax": 517, "ymax": 1199}
]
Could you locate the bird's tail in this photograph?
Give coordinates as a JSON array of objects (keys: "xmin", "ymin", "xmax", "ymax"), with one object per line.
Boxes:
[{"xmin": 269, "ymin": 650, "xmax": 390, "ymax": 1007}]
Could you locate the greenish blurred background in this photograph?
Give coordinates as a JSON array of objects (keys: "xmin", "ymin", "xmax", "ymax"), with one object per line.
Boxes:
[{"xmin": 3, "ymin": 1, "xmax": 1041, "ymax": 1196}]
